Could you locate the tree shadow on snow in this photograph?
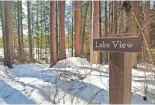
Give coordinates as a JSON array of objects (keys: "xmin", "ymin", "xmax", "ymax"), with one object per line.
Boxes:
[
  {"xmin": 135, "ymin": 67, "xmax": 155, "ymax": 73},
  {"xmin": 9, "ymin": 65, "xmax": 154, "ymax": 104},
  {"xmin": 0, "ymin": 80, "xmax": 35, "ymax": 104},
  {"xmin": 134, "ymin": 79, "xmax": 155, "ymax": 87},
  {"xmin": 10, "ymin": 65, "xmax": 109, "ymax": 104}
]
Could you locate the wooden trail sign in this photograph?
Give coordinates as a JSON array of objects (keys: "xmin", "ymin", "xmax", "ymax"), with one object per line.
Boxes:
[
  {"xmin": 93, "ymin": 36, "xmax": 142, "ymax": 52},
  {"xmin": 93, "ymin": 36, "xmax": 142, "ymax": 104}
]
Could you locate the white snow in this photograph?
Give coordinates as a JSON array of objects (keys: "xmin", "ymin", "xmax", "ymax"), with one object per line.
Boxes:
[{"xmin": 0, "ymin": 57, "xmax": 155, "ymax": 104}]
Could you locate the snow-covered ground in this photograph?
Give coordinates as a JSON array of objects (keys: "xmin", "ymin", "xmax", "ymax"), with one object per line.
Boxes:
[{"xmin": 0, "ymin": 57, "xmax": 155, "ymax": 104}]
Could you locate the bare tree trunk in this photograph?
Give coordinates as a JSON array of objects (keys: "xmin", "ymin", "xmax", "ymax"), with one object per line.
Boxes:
[
  {"xmin": 89, "ymin": 1, "xmax": 93, "ymax": 62},
  {"xmin": 91, "ymin": 1, "xmax": 99, "ymax": 64},
  {"xmin": 27, "ymin": 1, "xmax": 33, "ymax": 62},
  {"xmin": 31, "ymin": 3, "xmax": 34, "ymax": 61},
  {"xmin": 17, "ymin": 1, "xmax": 24, "ymax": 63},
  {"xmin": 20, "ymin": 1, "xmax": 24, "ymax": 63},
  {"xmin": 56, "ymin": 1, "xmax": 59, "ymax": 60},
  {"xmin": 81, "ymin": 2, "xmax": 89, "ymax": 56},
  {"xmin": 43, "ymin": 2, "xmax": 48, "ymax": 63},
  {"xmin": 71, "ymin": 2, "xmax": 74, "ymax": 57},
  {"xmin": 132, "ymin": 1, "xmax": 138, "ymax": 68},
  {"xmin": 59, "ymin": 1, "xmax": 66, "ymax": 60},
  {"xmin": 17, "ymin": 1, "xmax": 22, "ymax": 62},
  {"xmin": 74, "ymin": 1, "xmax": 81, "ymax": 57},
  {"xmin": 4, "ymin": 1, "xmax": 13, "ymax": 68},
  {"xmin": 113, "ymin": 1, "xmax": 117, "ymax": 34},
  {"xmin": 144, "ymin": 1, "xmax": 150, "ymax": 48},
  {"xmin": 104, "ymin": 1, "xmax": 108, "ymax": 63},
  {"xmin": 50, "ymin": 1, "xmax": 57, "ymax": 67},
  {"xmin": 0, "ymin": 1, "xmax": 7, "ymax": 65},
  {"xmin": 111, "ymin": 2, "xmax": 113, "ymax": 34},
  {"xmin": 36, "ymin": 2, "xmax": 39, "ymax": 60},
  {"xmin": 99, "ymin": 1, "xmax": 102, "ymax": 64},
  {"xmin": 109, "ymin": 2, "xmax": 111, "ymax": 34},
  {"xmin": 40, "ymin": 1, "xmax": 43, "ymax": 60}
]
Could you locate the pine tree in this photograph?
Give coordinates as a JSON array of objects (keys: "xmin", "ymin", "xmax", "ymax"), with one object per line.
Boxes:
[
  {"xmin": 4, "ymin": 1, "xmax": 13, "ymax": 68},
  {"xmin": 50, "ymin": 1, "xmax": 57, "ymax": 67},
  {"xmin": 27, "ymin": 1, "xmax": 33, "ymax": 62},
  {"xmin": 59, "ymin": 1, "xmax": 66, "ymax": 60},
  {"xmin": 74, "ymin": 1, "xmax": 81, "ymax": 57}
]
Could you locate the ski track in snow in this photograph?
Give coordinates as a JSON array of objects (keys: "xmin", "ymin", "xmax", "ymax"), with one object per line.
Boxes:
[{"xmin": 0, "ymin": 57, "xmax": 155, "ymax": 104}]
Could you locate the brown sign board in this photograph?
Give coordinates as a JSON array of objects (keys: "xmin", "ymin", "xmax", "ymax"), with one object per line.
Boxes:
[{"xmin": 93, "ymin": 36, "xmax": 142, "ymax": 52}]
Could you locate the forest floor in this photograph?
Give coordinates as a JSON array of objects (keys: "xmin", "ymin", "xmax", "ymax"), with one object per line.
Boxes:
[{"xmin": 0, "ymin": 57, "xmax": 155, "ymax": 104}]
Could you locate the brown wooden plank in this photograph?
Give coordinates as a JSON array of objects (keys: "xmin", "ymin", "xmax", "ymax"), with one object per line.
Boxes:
[
  {"xmin": 93, "ymin": 36, "xmax": 142, "ymax": 52},
  {"xmin": 109, "ymin": 52, "xmax": 132, "ymax": 104}
]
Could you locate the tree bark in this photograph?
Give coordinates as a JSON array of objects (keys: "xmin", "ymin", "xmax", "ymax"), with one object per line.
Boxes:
[
  {"xmin": 27, "ymin": 1, "xmax": 33, "ymax": 62},
  {"xmin": 81, "ymin": 2, "xmax": 89, "ymax": 56},
  {"xmin": 74, "ymin": 1, "xmax": 81, "ymax": 57},
  {"xmin": 144, "ymin": 1, "xmax": 150, "ymax": 48},
  {"xmin": 91, "ymin": 1, "xmax": 99, "ymax": 64},
  {"xmin": 4, "ymin": 1, "xmax": 13, "ymax": 68},
  {"xmin": 36, "ymin": 2, "xmax": 39, "ymax": 60},
  {"xmin": 132, "ymin": 1, "xmax": 138, "ymax": 68},
  {"xmin": 104, "ymin": 1, "xmax": 108, "ymax": 63},
  {"xmin": 99, "ymin": 1, "xmax": 102, "ymax": 64},
  {"xmin": 17, "ymin": 1, "xmax": 21, "ymax": 62},
  {"xmin": 71, "ymin": 2, "xmax": 74, "ymax": 57},
  {"xmin": 56, "ymin": 1, "xmax": 59, "ymax": 60},
  {"xmin": 0, "ymin": 1, "xmax": 7, "ymax": 65},
  {"xmin": 50, "ymin": 1, "xmax": 57, "ymax": 67},
  {"xmin": 59, "ymin": 1, "xmax": 66, "ymax": 60},
  {"xmin": 40, "ymin": 1, "xmax": 43, "ymax": 60},
  {"xmin": 20, "ymin": 1, "xmax": 24, "ymax": 63}
]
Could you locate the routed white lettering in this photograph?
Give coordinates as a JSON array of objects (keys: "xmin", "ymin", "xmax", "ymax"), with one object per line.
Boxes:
[{"xmin": 112, "ymin": 41, "xmax": 119, "ymax": 48}]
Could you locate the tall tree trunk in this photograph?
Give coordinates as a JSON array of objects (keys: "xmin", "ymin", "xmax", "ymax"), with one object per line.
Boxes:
[
  {"xmin": 132, "ymin": 1, "xmax": 138, "ymax": 68},
  {"xmin": 91, "ymin": 1, "xmax": 99, "ymax": 64},
  {"xmin": 111, "ymin": 2, "xmax": 113, "ymax": 34},
  {"xmin": 14, "ymin": 2, "xmax": 18, "ymax": 60},
  {"xmin": 74, "ymin": 1, "xmax": 81, "ymax": 57},
  {"xmin": 20, "ymin": 1, "xmax": 24, "ymax": 62},
  {"xmin": 99, "ymin": 1, "xmax": 102, "ymax": 64},
  {"xmin": 31, "ymin": 2, "xmax": 34, "ymax": 61},
  {"xmin": 59, "ymin": 1, "xmax": 66, "ymax": 60},
  {"xmin": 43, "ymin": 2, "xmax": 48, "ymax": 62},
  {"xmin": 0, "ymin": 1, "xmax": 7, "ymax": 65},
  {"xmin": 109, "ymin": 2, "xmax": 111, "ymax": 34},
  {"xmin": 81, "ymin": 2, "xmax": 89, "ymax": 56},
  {"xmin": 113, "ymin": 1, "xmax": 117, "ymax": 34},
  {"xmin": 4, "ymin": 1, "xmax": 13, "ymax": 68},
  {"xmin": 104, "ymin": 1, "xmax": 108, "ymax": 63},
  {"xmin": 36, "ymin": 2, "xmax": 39, "ymax": 60},
  {"xmin": 89, "ymin": 1, "xmax": 93, "ymax": 62},
  {"xmin": 71, "ymin": 2, "xmax": 74, "ymax": 57},
  {"xmin": 144, "ymin": 1, "xmax": 150, "ymax": 48},
  {"xmin": 56, "ymin": 1, "xmax": 59, "ymax": 60},
  {"xmin": 17, "ymin": 1, "xmax": 21, "ymax": 62},
  {"xmin": 27, "ymin": 1, "xmax": 33, "ymax": 62},
  {"xmin": 40, "ymin": 1, "xmax": 43, "ymax": 60},
  {"xmin": 50, "ymin": 1, "xmax": 57, "ymax": 67}
]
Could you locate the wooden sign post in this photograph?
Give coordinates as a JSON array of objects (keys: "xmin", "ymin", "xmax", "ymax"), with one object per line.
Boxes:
[{"xmin": 93, "ymin": 36, "xmax": 142, "ymax": 104}]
